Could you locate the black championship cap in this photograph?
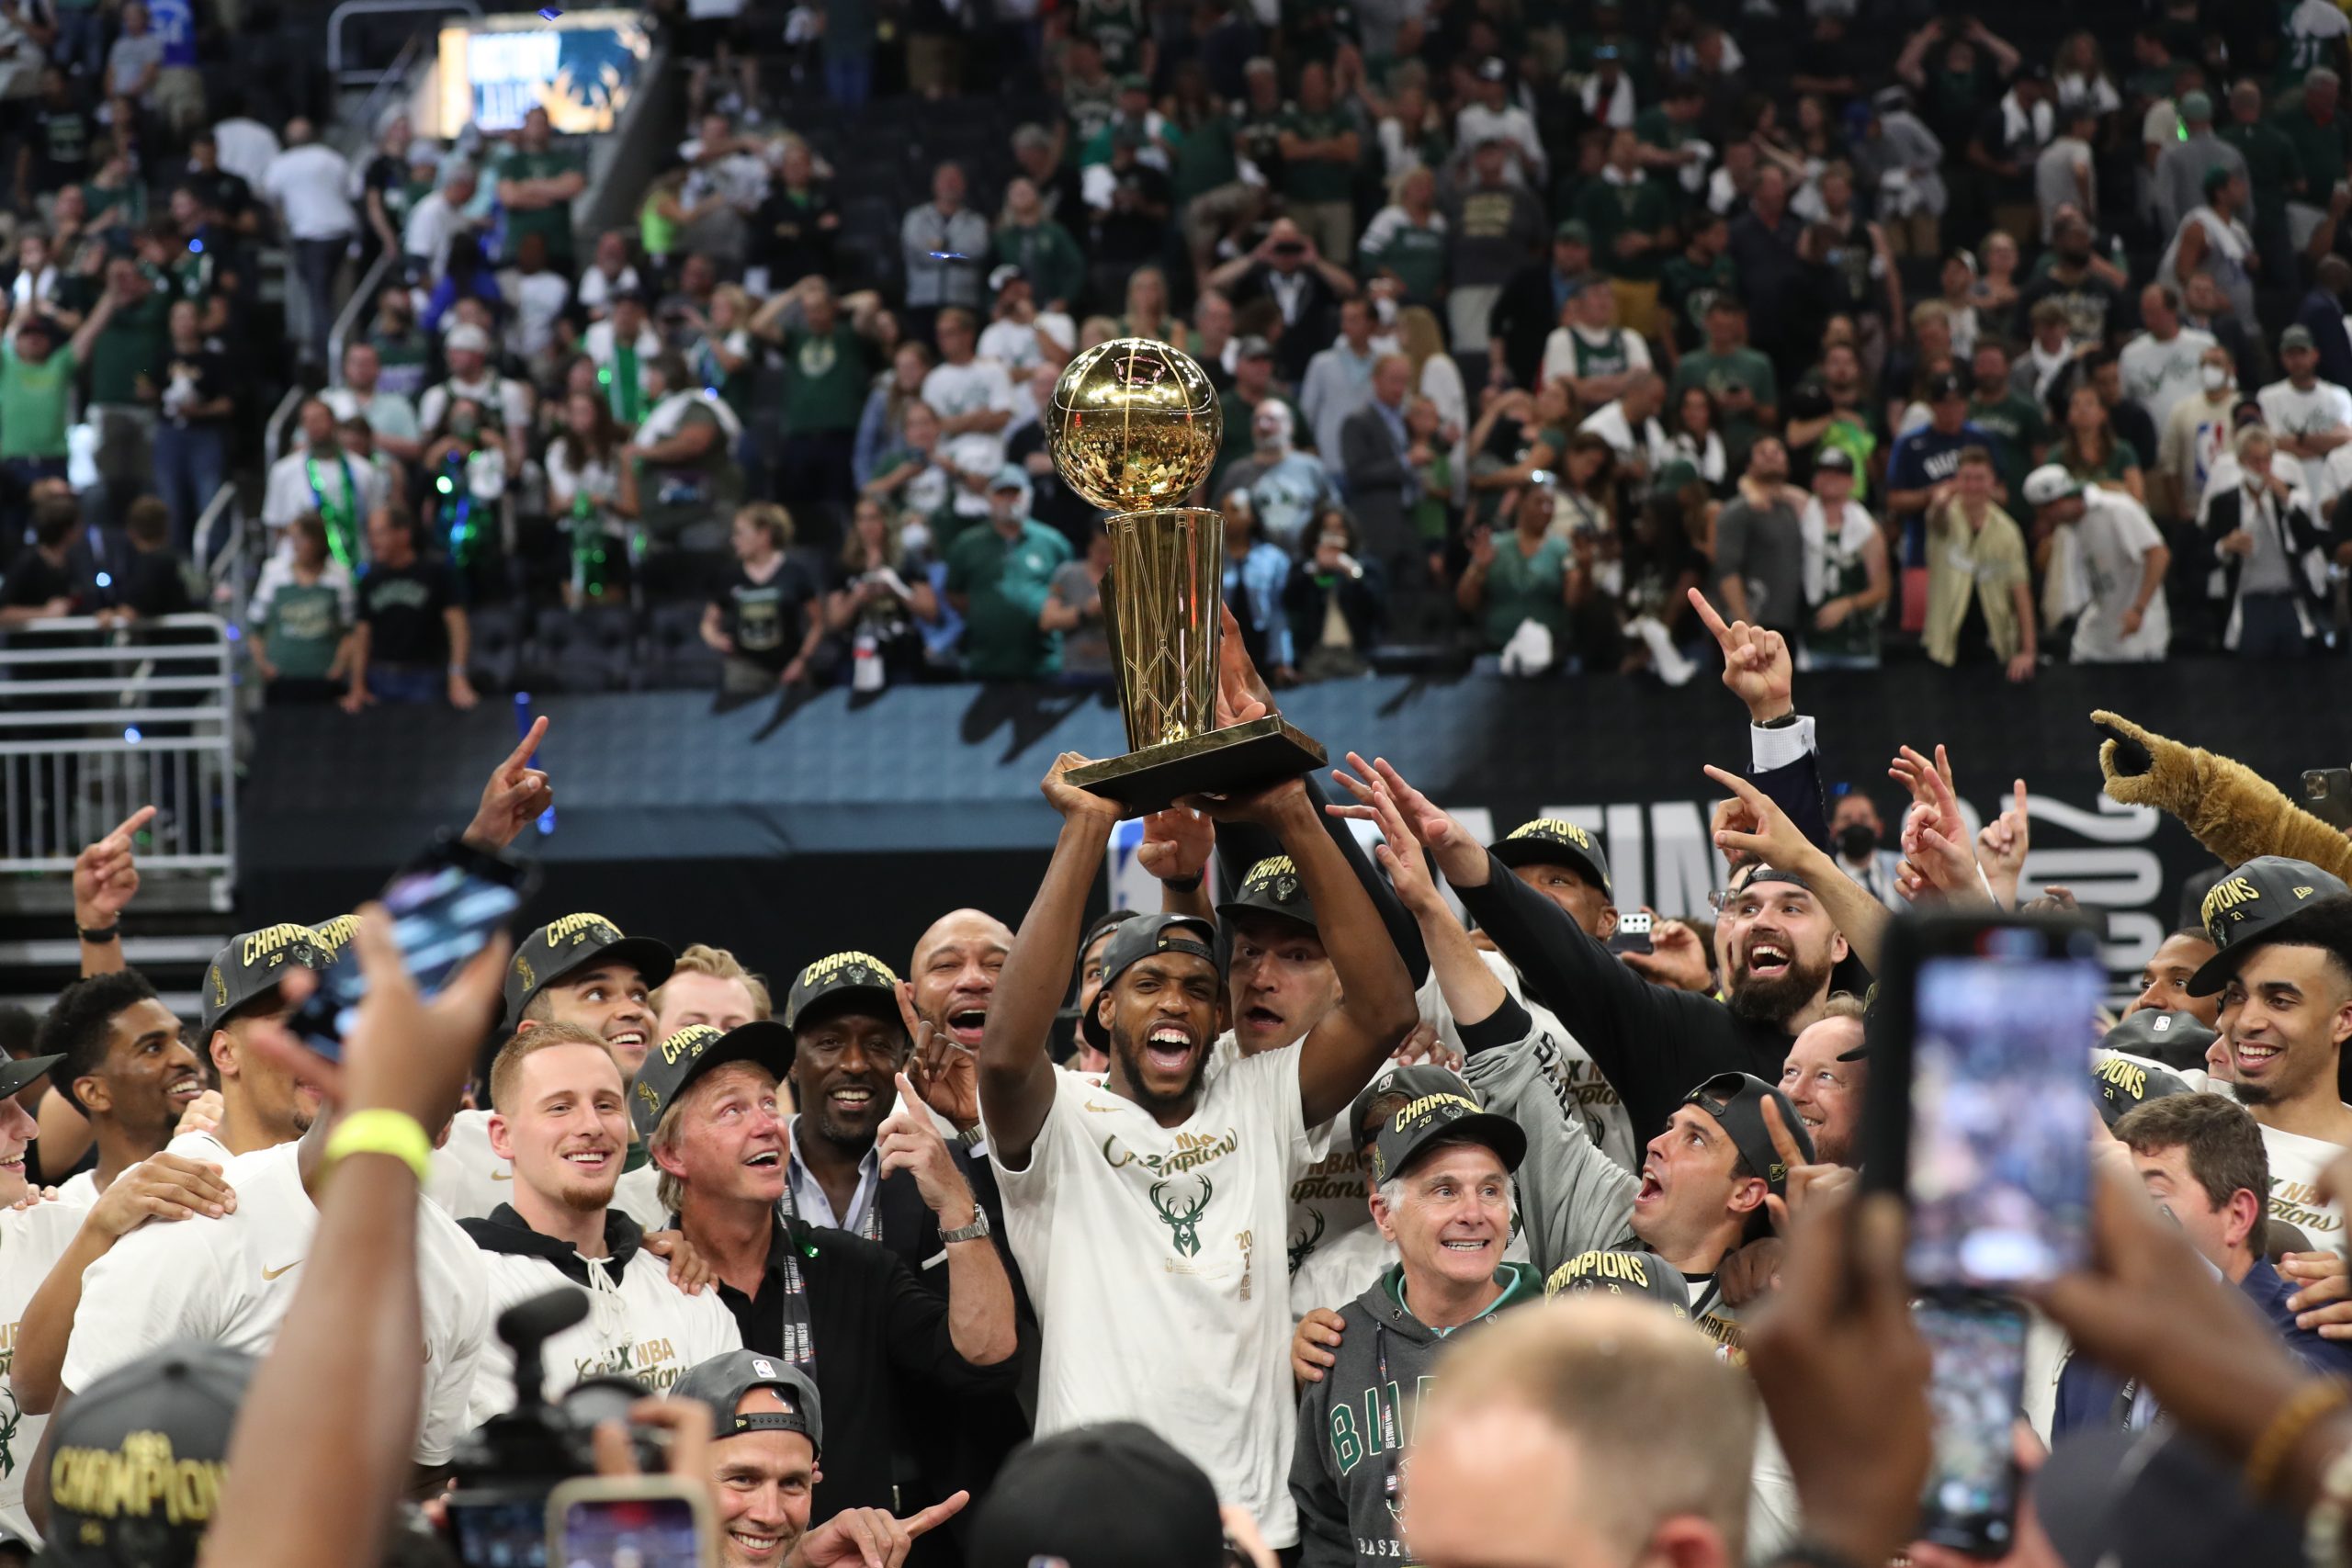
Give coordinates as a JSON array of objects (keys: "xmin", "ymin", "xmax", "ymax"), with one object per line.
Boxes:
[
  {"xmin": 1488, "ymin": 818, "xmax": 1611, "ymax": 897},
  {"xmin": 1216, "ymin": 853, "xmax": 1317, "ymax": 932},
  {"xmin": 783, "ymin": 950, "xmax": 902, "ymax": 1033},
  {"xmin": 2099, "ymin": 1010, "xmax": 2218, "ymax": 1074},
  {"xmin": 2187, "ymin": 857, "xmax": 2352, "ymax": 996},
  {"xmin": 2090, "ymin": 1054, "xmax": 2192, "ymax": 1130},
  {"xmin": 198, "ymin": 922, "xmax": 330, "ymax": 1038},
  {"xmin": 672, "ymin": 1349, "xmax": 823, "ymax": 1455},
  {"xmin": 968, "ymin": 1422, "xmax": 1225, "ymax": 1568},
  {"xmin": 0, "ymin": 1053, "xmax": 62, "ymax": 1101},
  {"xmin": 42, "ymin": 1339, "xmax": 254, "ymax": 1568},
  {"xmin": 504, "ymin": 913, "xmax": 675, "ymax": 1028},
  {"xmin": 1358, "ymin": 1063, "xmax": 1526, "ymax": 1185},
  {"xmin": 1543, "ymin": 1248, "xmax": 1690, "ymax": 1315},
  {"xmin": 1682, "ymin": 1072, "xmax": 1814, "ymax": 1195},
  {"xmin": 630, "ymin": 1020, "xmax": 796, "ymax": 1140},
  {"xmin": 1081, "ymin": 913, "xmax": 1218, "ymax": 1051}
]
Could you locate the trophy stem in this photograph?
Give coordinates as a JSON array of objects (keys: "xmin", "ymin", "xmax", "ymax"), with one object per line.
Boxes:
[{"xmin": 1102, "ymin": 506, "xmax": 1224, "ymax": 756}]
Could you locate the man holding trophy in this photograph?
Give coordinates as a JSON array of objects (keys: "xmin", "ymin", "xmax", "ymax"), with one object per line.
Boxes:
[{"xmin": 968, "ymin": 339, "xmax": 1419, "ymax": 1550}]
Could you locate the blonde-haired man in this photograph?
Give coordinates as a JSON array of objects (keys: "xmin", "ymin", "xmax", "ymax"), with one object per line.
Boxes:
[
  {"xmin": 1403, "ymin": 1295, "xmax": 1758, "ymax": 1567},
  {"xmin": 652, "ymin": 942, "xmax": 775, "ymax": 1038}
]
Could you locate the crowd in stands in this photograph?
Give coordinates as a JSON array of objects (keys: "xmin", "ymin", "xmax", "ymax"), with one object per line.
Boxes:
[{"xmin": 7, "ymin": 0, "xmax": 2352, "ymax": 701}]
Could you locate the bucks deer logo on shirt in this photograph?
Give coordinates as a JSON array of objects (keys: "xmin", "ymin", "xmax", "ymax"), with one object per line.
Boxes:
[
  {"xmin": 1150, "ymin": 1177, "xmax": 1211, "ymax": 1258},
  {"xmin": 1287, "ymin": 1207, "xmax": 1325, "ymax": 1274}
]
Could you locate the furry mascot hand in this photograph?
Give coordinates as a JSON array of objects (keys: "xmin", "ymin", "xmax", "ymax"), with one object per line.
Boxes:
[{"xmin": 2092, "ymin": 709, "xmax": 2352, "ymax": 884}]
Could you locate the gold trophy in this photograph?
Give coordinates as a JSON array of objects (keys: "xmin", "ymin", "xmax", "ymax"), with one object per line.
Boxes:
[{"xmin": 1046, "ymin": 337, "xmax": 1325, "ymax": 811}]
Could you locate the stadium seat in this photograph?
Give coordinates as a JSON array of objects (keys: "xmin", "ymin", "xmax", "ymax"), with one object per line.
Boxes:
[
  {"xmin": 642, "ymin": 599, "xmax": 726, "ymax": 691},
  {"xmin": 526, "ymin": 604, "xmax": 639, "ymax": 694},
  {"xmin": 465, "ymin": 604, "xmax": 523, "ymax": 694}
]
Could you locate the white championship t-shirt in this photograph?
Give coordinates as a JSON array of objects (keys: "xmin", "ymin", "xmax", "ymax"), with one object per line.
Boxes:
[
  {"xmin": 426, "ymin": 1109, "xmax": 668, "ymax": 1231},
  {"xmin": 920, "ymin": 357, "xmax": 1017, "ymax": 477},
  {"xmin": 464, "ymin": 1241, "xmax": 741, "ymax": 1424},
  {"xmin": 61, "ymin": 1141, "xmax": 490, "ymax": 1463},
  {"xmin": 2062, "ymin": 488, "xmax": 2170, "ymax": 662},
  {"xmin": 0, "ymin": 1201, "xmax": 96, "ymax": 1543},
  {"xmin": 990, "ymin": 1045, "xmax": 1326, "ymax": 1547},
  {"xmin": 2097, "ymin": 1049, "xmax": 2347, "ymax": 1240}
]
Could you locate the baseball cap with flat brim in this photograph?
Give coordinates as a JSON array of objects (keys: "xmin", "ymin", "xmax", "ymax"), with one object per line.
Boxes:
[
  {"xmin": 1489, "ymin": 817, "xmax": 1611, "ymax": 897},
  {"xmin": 630, "ymin": 1020, "xmax": 797, "ymax": 1139},
  {"xmin": 1080, "ymin": 913, "xmax": 1217, "ymax": 1052},
  {"xmin": 503, "ymin": 914, "xmax": 676, "ymax": 1029},
  {"xmin": 2187, "ymin": 861, "xmax": 2352, "ymax": 995},
  {"xmin": 0, "ymin": 1054, "xmax": 62, "ymax": 1101}
]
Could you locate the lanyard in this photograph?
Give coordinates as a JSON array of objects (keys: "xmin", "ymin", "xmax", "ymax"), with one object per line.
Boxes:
[{"xmin": 306, "ymin": 452, "xmax": 358, "ymax": 570}]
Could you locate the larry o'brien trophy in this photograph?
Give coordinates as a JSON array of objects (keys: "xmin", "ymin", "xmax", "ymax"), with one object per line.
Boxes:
[{"xmin": 1046, "ymin": 337, "xmax": 1326, "ymax": 811}]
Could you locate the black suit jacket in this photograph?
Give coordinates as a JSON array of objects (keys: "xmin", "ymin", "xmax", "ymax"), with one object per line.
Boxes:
[{"xmin": 2211, "ymin": 483, "xmax": 2331, "ymax": 617}]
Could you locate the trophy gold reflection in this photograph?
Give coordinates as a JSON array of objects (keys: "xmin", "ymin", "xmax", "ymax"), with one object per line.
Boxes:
[{"xmin": 1046, "ymin": 337, "xmax": 1326, "ymax": 811}]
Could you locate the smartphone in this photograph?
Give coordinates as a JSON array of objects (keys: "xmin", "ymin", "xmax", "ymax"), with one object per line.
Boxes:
[
  {"xmin": 1609, "ymin": 910, "xmax": 1656, "ymax": 956},
  {"xmin": 1864, "ymin": 911, "xmax": 2103, "ymax": 1287},
  {"xmin": 547, "ymin": 1476, "xmax": 717, "ymax": 1568},
  {"xmin": 1915, "ymin": 1293, "xmax": 2030, "ymax": 1559},
  {"xmin": 290, "ymin": 838, "xmax": 537, "ymax": 1058},
  {"xmin": 2305, "ymin": 768, "xmax": 2352, "ymax": 830},
  {"xmin": 444, "ymin": 1486, "xmax": 552, "ymax": 1568}
]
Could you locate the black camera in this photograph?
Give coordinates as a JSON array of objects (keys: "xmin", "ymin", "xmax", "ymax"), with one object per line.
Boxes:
[{"xmin": 440, "ymin": 1292, "xmax": 664, "ymax": 1568}]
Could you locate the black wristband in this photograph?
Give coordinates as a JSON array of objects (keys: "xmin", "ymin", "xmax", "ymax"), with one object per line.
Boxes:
[
  {"xmin": 1159, "ymin": 872, "xmax": 1204, "ymax": 893},
  {"xmin": 76, "ymin": 922, "xmax": 119, "ymax": 943},
  {"xmin": 1756, "ymin": 711, "xmax": 1800, "ymax": 729}
]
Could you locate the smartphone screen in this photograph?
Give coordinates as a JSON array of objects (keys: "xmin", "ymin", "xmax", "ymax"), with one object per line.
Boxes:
[
  {"xmin": 1608, "ymin": 911, "xmax": 1655, "ymax": 956},
  {"xmin": 445, "ymin": 1490, "xmax": 548, "ymax": 1568},
  {"xmin": 293, "ymin": 843, "xmax": 527, "ymax": 1058},
  {"xmin": 553, "ymin": 1495, "xmax": 707, "ymax": 1566},
  {"xmin": 1905, "ymin": 938, "xmax": 2101, "ymax": 1286},
  {"xmin": 1916, "ymin": 1295, "xmax": 2028, "ymax": 1558}
]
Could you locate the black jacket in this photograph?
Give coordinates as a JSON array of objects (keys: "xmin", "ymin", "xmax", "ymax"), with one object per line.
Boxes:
[
  {"xmin": 718, "ymin": 1213, "xmax": 1023, "ymax": 1562},
  {"xmin": 461, "ymin": 1202, "xmax": 646, "ymax": 1280},
  {"xmin": 1489, "ymin": 262, "xmax": 1568, "ymax": 391},
  {"xmin": 1450, "ymin": 749, "xmax": 1829, "ymax": 1144},
  {"xmin": 2212, "ymin": 483, "xmax": 2331, "ymax": 625}
]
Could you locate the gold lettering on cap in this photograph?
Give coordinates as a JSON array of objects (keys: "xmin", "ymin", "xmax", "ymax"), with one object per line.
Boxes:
[
  {"xmin": 1391, "ymin": 1092, "xmax": 1480, "ymax": 1131},
  {"xmin": 238, "ymin": 923, "xmax": 315, "ymax": 968},
  {"xmin": 2200, "ymin": 874, "xmax": 2261, "ymax": 940},
  {"xmin": 542, "ymin": 912, "xmax": 620, "ymax": 948},
  {"xmin": 49, "ymin": 1431, "xmax": 226, "ymax": 1527},
  {"xmin": 797, "ymin": 951, "xmax": 900, "ymax": 988},
  {"xmin": 660, "ymin": 1025, "xmax": 719, "ymax": 1067},
  {"xmin": 1510, "ymin": 818, "xmax": 1593, "ymax": 851},
  {"xmin": 2094, "ymin": 1057, "xmax": 2147, "ymax": 1100}
]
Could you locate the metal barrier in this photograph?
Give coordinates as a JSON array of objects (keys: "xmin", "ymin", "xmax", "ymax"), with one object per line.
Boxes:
[
  {"xmin": 328, "ymin": 248, "xmax": 398, "ymax": 391},
  {"xmin": 0, "ymin": 615, "xmax": 239, "ymax": 912},
  {"xmin": 327, "ymin": 0, "xmax": 481, "ymax": 85},
  {"xmin": 263, "ymin": 383, "xmax": 304, "ymax": 468}
]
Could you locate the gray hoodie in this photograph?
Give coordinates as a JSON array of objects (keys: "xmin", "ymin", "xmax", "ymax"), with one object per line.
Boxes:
[{"xmin": 1290, "ymin": 1258, "xmax": 1544, "ymax": 1567}]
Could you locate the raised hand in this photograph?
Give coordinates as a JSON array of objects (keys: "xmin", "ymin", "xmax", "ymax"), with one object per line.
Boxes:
[
  {"xmin": 1040, "ymin": 750, "xmax": 1123, "ymax": 825},
  {"xmin": 73, "ymin": 805, "xmax": 155, "ymax": 930},
  {"xmin": 899, "ymin": 980, "xmax": 978, "ymax": 1133},
  {"xmin": 1759, "ymin": 1095, "xmax": 1854, "ymax": 1237},
  {"xmin": 1974, "ymin": 778, "xmax": 2030, "ymax": 908},
  {"xmin": 799, "ymin": 1491, "xmax": 970, "ymax": 1568},
  {"xmin": 1889, "ymin": 745, "xmax": 1987, "ymax": 904},
  {"xmin": 1136, "ymin": 807, "xmax": 1215, "ymax": 884},
  {"xmin": 1335, "ymin": 766, "xmax": 1443, "ymax": 918},
  {"xmin": 462, "ymin": 715, "xmax": 554, "ymax": 852},
  {"xmin": 877, "ymin": 1072, "xmax": 978, "ymax": 1225},
  {"xmin": 1703, "ymin": 764, "xmax": 1817, "ymax": 874},
  {"xmin": 1622, "ymin": 914, "xmax": 1713, "ymax": 992},
  {"xmin": 1687, "ymin": 586, "xmax": 1792, "ymax": 724},
  {"xmin": 1325, "ymin": 752, "xmax": 1486, "ymax": 886}
]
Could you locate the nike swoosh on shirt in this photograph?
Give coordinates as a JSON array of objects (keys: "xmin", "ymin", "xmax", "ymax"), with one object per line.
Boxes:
[
  {"xmin": 262, "ymin": 1260, "xmax": 302, "ymax": 1280},
  {"xmin": 492, "ymin": 1170, "xmax": 513, "ymax": 1181}
]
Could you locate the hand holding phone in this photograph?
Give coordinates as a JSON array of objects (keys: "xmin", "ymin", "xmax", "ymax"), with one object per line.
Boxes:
[
  {"xmin": 547, "ymin": 1477, "xmax": 717, "ymax": 1568},
  {"xmin": 1913, "ymin": 1294, "xmax": 2030, "ymax": 1559},
  {"xmin": 1608, "ymin": 909, "xmax": 1656, "ymax": 955}
]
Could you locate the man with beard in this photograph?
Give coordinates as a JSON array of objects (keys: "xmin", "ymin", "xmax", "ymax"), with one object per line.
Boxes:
[
  {"xmin": 2186, "ymin": 861, "xmax": 2352, "ymax": 1245},
  {"xmin": 978, "ymin": 751, "xmax": 1415, "ymax": 1551},
  {"xmin": 33, "ymin": 971, "xmax": 205, "ymax": 1203},
  {"xmin": 463, "ymin": 1023, "xmax": 739, "ymax": 1418},
  {"xmin": 428, "ymin": 913, "xmax": 675, "ymax": 1226},
  {"xmin": 2128, "ymin": 928, "xmax": 2222, "ymax": 1026},
  {"xmin": 1342, "ymin": 758, "xmax": 1849, "ymax": 1147},
  {"xmin": 647, "ymin": 1020, "xmax": 1018, "ymax": 1550}
]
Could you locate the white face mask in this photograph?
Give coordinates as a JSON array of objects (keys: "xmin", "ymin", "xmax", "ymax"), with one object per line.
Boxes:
[{"xmin": 2199, "ymin": 364, "xmax": 2231, "ymax": 391}]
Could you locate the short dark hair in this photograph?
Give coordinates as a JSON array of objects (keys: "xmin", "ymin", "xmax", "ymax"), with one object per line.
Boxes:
[
  {"xmin": 370, "ymin": 504, "xmax": 420, "ymax": 552},
  {"xmin": 125, "ymin": 495, "xmax": 170, "ymax": 547},
  {"xmin": 1956, "ymin": 444, "xmax": 1996, "ymax": 470},
  {"xmin": 2113, "ymin": 1092, "xmax": 2268, "ymax": 1215},
  {"xmin": 36, "ymin": 970, "xmax": 163, "ymax": 1115},
  {"xmin": 31, "ymin": 494, "xmax": 80, "ymax": 549}
]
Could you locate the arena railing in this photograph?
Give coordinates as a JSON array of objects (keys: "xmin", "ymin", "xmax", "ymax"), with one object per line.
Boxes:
[{"xmin": 0, "ymin": 615, "xmax": 240, "ymax": 914}]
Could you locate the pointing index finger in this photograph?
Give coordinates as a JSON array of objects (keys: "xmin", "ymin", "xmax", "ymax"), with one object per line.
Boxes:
[
  {"xmin": 1760, "ymin": 1091, "xmax": 1807, "ymax": 1173},
  {"xmin": 102, "ymin": 805, "xmax": 157, "ymax": 850},
  {"xmin": 500, "ymin": 716, "xmax": 548, "ymax": 778},
  {"xmin": 1686, "ymin": 585, "xmax": 1730, "ymax": 643}
]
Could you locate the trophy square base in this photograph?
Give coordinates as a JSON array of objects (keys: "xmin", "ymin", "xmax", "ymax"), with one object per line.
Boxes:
[{"xmin": 1065, "ymin": 716, "xmax": 1329, "ymax": 814}]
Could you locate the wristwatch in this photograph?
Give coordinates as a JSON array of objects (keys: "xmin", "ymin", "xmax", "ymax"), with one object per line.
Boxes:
[{"xmin": 939, "ymin": 1210, "xmax": 992, "ymax": 1245}]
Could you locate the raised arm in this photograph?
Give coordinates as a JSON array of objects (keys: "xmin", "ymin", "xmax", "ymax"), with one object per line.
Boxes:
[
  {"xmin": 978, "ymin": 754, "xmax": 1123, "ymax": 1167},
  {"xmin": 877, "ymin": 1069, "xmax": 1016, "ymax": 1366},
  {"xmin": 71, "ymin": 805, "xmax": 153, "ymax": 976},
  {"xmin": 1329, "ymin": 753, "xmax": 1504, "ymax": 1027},
  {"xmin": 1704, "ymin": 765, "xmax": 1889, "ymax": 975},
  {"xmin": 1189, "ymin": 772, "xmax": 1413, "ymax": 1128}
]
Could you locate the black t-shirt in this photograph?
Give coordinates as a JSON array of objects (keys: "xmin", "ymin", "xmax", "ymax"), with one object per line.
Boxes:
[
  {"xmin": 30, "ymin": 106, "xmax": 92, "ymax": 195},
  {"xmin": 160, "ymin": 344, "xmax": 232, "ymax": 427},
  {"xmin": 357, "ymin": 559, "xmax": 454, "ymax": 666},
  {"xmin": 711, "ymin": 556, "xmax": 820, "ymax": 671},
  {"xmin": 1, "ymin": 549, "xmax": 76, "ymax": 612},
  {"xmin": 124, "ymin": 547, "xmax": 193, "ymax": 617},
  {"xmin": 1089, "ymin": 164, "xmax": 1173, "ymax": 269},
  {"xmin": 184, "ymin": 167, "xmax": 254, "ymax": 228},
  {"xmin": 752, "ymin": 183, "xmax": 839, "ymax": 283}
]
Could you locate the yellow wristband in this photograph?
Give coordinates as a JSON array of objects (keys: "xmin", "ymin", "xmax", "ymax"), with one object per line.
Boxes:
[
  {"xmin": 320, "ymin": 1109, "xmax": 434, "ymax": 1190},
  {"xmin": 2246, "ymin": 1380, "xmax": 2351, "ymax": 1501}
]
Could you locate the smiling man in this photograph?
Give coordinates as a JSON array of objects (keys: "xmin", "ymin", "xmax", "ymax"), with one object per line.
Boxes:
[
  {"xmin": 2187, "ymin": 860, "xmax": 2352, "ymax": 1244},
  {"xmin": 646, "ymin": 1019, "xmax": 1019, "ymax": 1542},
  {"xmin": 36, "ymin": 970, "xmax": 206, "ymax": 1203},
  {"xmin": 674, "ymin": 1349, "xmax": 969, "ymax": 1568},
  {"xmin": 979, "ymin": 755, "xmax": 1416, "ymax": 1551},
  {"xmin": 463, "ymin": 1024, "xmax": 739, "ymax": 1420},
  {"xmin": 908, "ymin": 908, "xmax": 1014, "ymax": 1066},
  {"xmin": 652, "ymin": 943, "xmax": 775, "ymax": 1039},
  {"xmin": 428, "ymin": 913, "xmax": 676, "ymax": 1225},
  {"xmin": 1773, "ymin": 999, "xmax": 1868, "ymax": 1168},
  {"xmin": 2127, "ymin": 927, "xmax": 2222, "ymax": 1027},
  {"xmin": 1289, "ymin": 1066, "xmax": 1538, "ymax": 1567}
]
